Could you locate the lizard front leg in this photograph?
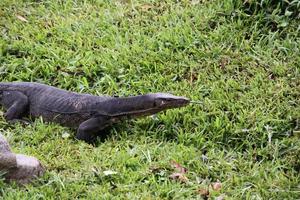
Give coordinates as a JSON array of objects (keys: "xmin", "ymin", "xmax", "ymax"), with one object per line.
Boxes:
[
  {"xmin": 76, "ymin": 116, "xmax": 111, "ymax": 143},
  {"xmin": 1, "ymin": 91, "xmax": 29, "ymax": 122}
]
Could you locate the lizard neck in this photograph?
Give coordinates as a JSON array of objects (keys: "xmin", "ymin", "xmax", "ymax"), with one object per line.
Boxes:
[{"xmin": 101, "ymin": 95, "xmax": 159, "ymax": 118}]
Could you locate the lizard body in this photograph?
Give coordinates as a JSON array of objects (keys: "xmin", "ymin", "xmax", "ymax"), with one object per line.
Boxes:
[{"xmin": 0, "ymin": 82, "xmax": 189, "ymax": 143}]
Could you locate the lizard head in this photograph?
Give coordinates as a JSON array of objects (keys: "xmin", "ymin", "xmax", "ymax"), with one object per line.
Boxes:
[
  {"xmin": 151, "ymin": 93, "xmax": 190, "ymax": 109},
  {"xmin": 99, "ymin": 93, "xmax": 190, "ymax": 118}
]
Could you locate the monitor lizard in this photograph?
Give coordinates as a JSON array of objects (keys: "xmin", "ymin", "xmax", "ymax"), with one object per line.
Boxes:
[{"xmin": 0, "ymin": 82, "xmax": 190, "ymax": 143}]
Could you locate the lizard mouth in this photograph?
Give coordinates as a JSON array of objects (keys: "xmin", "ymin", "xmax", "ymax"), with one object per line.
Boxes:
[
  {"xmin": 173, "ymin": 97, "xmax": 190, "ymax": 107},
  {"xmin": 156, "ymin": 97, "xmax": 190, "ymax": 108}
]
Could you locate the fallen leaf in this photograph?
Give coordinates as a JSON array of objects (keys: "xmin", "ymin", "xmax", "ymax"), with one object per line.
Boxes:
[
  {"xmin": 170, "ymin": 160, "xmax": 187, "ymax": 173},
  {"xmin": 103, "ymin": 170, "xmax": 118, "ymax": 176},
  {"xmin": 196, "ymin": 187, "xmax": 209, "ymax": 198},
  {"xmin": 169, "ymin": 172, "xmax": 188, "ymax": 183},
  {"xmin": 140, "ymin": 4, "xmax": 153, "ymax": 11},
  {"xmin": 16, "ymin": 15, "xmax": 28, "ymax": 22},
  {"xmin": 212, "ymin": 181, "xmax": 222, "ymax": 191}
]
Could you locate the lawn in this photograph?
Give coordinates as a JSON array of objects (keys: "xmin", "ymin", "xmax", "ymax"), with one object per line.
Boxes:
[{"xmin": 0, "ymin": 0, "xmax": 299, "ymax": 199}]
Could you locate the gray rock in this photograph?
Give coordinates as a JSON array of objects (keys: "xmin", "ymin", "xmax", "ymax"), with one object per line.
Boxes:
[
  {"xmin": 0, "ymin": 133, "xmax": 45, "ymax": 184},
  {"xmin": 0, "ymin": 133, "xmax": 11, "ymax": 153}
]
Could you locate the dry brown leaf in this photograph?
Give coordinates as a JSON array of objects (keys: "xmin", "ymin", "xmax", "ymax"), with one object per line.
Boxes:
[
  {"xmin": 212, "ymin": 181, "xmax": 222, "ymax": 191},
  {"xmin": 16, "ymin": 15, "xmax": 28, "ymax": 22},
  {"xmin": 169, "ymin": 172, "xmax": 189, "ymax": 183},
  {"xmin": 140, "ymin": 4, "xmax": 153, "ymax": 12},
  {"xmin": 170, "ymin": 160, "xmax": 187, "ymax": 173},
  {"xmin": 196, "ymin": 187, "xmax": 209, "ymax": 198}
]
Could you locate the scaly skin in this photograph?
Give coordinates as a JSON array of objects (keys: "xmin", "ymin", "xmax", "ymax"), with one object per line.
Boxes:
[{"xmin": 0, "ymin": 82, "xmax": 190, "ymax": 143}]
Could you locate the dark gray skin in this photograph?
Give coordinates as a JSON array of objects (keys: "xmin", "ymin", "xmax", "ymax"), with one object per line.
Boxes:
[{"xmin": 0, "ymin": 82, "xmax": 190, "ymax": 143}]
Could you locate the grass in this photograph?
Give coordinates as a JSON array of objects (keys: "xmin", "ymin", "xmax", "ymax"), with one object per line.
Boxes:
[{"xmin": 0, "ymin": 0, "xmax": 299, "ymax": 199}]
